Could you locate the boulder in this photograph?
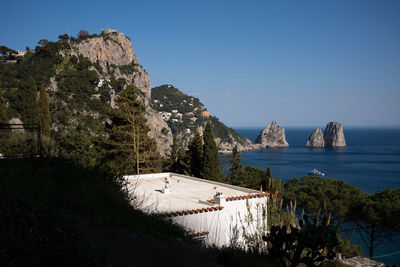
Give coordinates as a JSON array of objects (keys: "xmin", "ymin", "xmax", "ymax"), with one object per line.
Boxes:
[
  {"xmin": 324, "ymin": 122, "xmax": 346, "ymax": 147},
  {"xmin": 306, "ymin": 128, "xmax": 325, "ymax": 147},
  {"xmin": 255, "ymin": 121, "xmax": 289, "ymax": 147}
]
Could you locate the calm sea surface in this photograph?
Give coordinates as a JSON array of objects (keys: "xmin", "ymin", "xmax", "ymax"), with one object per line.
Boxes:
[{"xmin": 220, "ymin": 127, "xmax": 400, "ymax": 264}]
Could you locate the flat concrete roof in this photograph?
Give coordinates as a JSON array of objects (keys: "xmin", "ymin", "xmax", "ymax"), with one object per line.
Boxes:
[{"xmin": 125, "ymin": 173, "xmax": 259, "ymax": 213}]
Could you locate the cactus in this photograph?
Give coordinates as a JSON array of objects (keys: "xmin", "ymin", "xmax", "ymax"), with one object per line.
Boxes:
[{"xmin": 262, "ymin": 212, "xmax": 339, "ymax": 267}]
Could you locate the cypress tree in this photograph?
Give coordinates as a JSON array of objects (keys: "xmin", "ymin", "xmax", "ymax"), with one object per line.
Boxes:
[
  {"xmin": 100, "ymin": 85, "xmax": 162, "ymax": 175},
  {"xmin": 187, "ymin": 132, "xmax": 203, "ymax": 177},
  {"xmin": 202, "ymin": 123, "xmax": 222, "ymax": 181},
  {"xmin": 38, "ymin": 85, "xmax": 51, "ymax": 136},
  {"xmin": 229, "ymin": 145, "xmax": 243, "ymax": 185},
  {"xmin": 265, "ymin": 166, "xmax": 273, "ymax": 191},
  {"xmin": 267, "ymin": 166, "xmax": 272, "ymax": 178}
]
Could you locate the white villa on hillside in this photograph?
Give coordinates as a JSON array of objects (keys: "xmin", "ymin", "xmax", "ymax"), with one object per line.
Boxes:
[{"xmin": 124, "ymin": 173, "xmax": 269, "ymax": 247}]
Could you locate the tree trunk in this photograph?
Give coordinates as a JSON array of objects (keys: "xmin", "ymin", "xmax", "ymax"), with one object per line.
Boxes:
[{"xmin": 369, "ymin": 225, "xmax": 375, "ymax": 259}]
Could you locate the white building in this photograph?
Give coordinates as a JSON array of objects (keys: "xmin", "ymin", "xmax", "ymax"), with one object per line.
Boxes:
[
  {"xmin": 159, "ymin": 111, "xmax": 172, "ymax": 121},
  {"xmin": 124, "ymin": 173, "xmax": 268, "ymax": 247}
]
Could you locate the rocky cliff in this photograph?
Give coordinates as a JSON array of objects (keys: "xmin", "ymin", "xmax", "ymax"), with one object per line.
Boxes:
[
  {"xmin": 306, "ymin": 128, "xmax": 325, "ymax": 147},
  {"xmin": 323, "ymin": 122, "xmax": 346, "ymax": 147},
  {"xmin": 255, "ymin": 121, "xmax": 289, "ymax": 147},
  {"xmin": 151, "ymin": 84, "xmax": 254, "ymax": 153},
  {"xmin": 68, "ymin": 29, "xmax": 173, "ymax": 155}
]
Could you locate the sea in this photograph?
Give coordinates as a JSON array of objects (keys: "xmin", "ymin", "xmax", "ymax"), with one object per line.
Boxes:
[{"xmin": 220, "ymin": 127, "xmax": 400, "ymax": 265}]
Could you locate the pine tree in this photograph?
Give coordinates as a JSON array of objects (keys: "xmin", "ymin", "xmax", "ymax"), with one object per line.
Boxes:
[
  {"xmin": 229, "ymin": 145, "xmax": 243, "ymax": 185},
  {"xmin": 202, "ymin": 123, "xmax": 222, "ymax": 181},
  {"xmin": 38, "ymin": 85, "xmax": 51, "ymax": 136},
  {"xmin": 100, "ymin": 85, "xmax": 162, "ymax": 175},
  {"xmin": 21, "ymin": 77, "xmax": 39, "ymax": 125},
  {"xmin": 187, "ymin": 132, "xmax": 203, "ymax": 177}
]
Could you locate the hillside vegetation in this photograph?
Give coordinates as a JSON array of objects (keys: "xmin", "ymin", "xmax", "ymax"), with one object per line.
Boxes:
[{"xmin": 152, "ymin": 84, "xmax": 251, "ymax": 150}]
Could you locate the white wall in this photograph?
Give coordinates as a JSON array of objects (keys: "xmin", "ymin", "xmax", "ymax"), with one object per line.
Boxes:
[{"xmin": 172, "ymin": 197, "xmax": 267, "ymax": 247}]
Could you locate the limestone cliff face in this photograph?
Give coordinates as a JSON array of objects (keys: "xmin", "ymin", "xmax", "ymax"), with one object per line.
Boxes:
[
  {"xmin": 255, "ymin": 121, "xmax": 289, "ymax": 147},
  {"xmin": 70, "ymin": 29, "xmax": 172, "ymax": 156},
  {"xmin": 306, "ymin": 128, "xmax": 325, "ymax": 147},
  {"xmin": 324, "ymin": 122, "xmax": 346, "ymax": 147}
]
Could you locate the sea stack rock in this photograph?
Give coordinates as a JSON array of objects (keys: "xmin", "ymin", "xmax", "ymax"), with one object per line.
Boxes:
[
  {"xmin": 306, "ymin": 128, "xmax": 324, "ymax": 147},
  {"xmin": 323, "ymin": 122, "xmax": 346, "ymax": 147},
  {"xmin": 255, "ymin": 121, "xmax": 289, "ymax": 147}
]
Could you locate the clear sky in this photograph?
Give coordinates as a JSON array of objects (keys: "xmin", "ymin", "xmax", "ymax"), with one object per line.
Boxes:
[{"xmin": 1, "ymin": 0, "xmax": 400, "ymax": 127}]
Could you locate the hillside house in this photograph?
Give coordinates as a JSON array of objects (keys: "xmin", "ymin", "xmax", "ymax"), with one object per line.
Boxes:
[{"xmin": 124, "ymin": 173, "xmax": 268, "ymax": 247}]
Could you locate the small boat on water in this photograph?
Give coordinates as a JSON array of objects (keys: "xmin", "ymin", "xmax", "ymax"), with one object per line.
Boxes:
[{"xmin": 307, "ymin": 168, "xmax": 325, "ymax": 177}]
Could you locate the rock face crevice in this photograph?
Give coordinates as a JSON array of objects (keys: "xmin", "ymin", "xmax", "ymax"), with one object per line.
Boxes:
[
  {"xmin": 307, "ymin": 122, "xmax": 346, "ymax": 148},
  {"xmin": 255, "ymin": 121, "xmax": 289, "ymax": 148}
]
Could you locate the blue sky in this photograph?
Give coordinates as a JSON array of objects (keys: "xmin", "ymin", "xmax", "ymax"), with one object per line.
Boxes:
[{"xmin": 1, "ymin": 0, "xmax": 399, "ymax": 127}]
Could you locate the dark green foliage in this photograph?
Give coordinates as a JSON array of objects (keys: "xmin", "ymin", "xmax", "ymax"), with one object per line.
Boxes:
[
  {"xmin": 0, "ymin": 45, "xmax": 17, "ymax": 57},
  {"xmin": 38, "ymin": 85, "xmax": 50, "ymax": 136},
  {"xmin": 263, "ymin": 213, "xmax": 339, "ymax": 267},
  {"xmin": 171, "ymin": 147, "xmax": 190, "ymax": 175},
  {"xmin": 99, "ymin": 85, "xmax": 162, "ymax": 175},
  {"xmin": 58, "ymin": 33, "xmax": 69, "ymax": 41},
  {"xmin": 227, "ymin": 149, "xmax": 280, "ymax": 191},
  {"xmin": 119, "ymin": 64, "xmax": 139, "ymax": 75},
  {"xmin": 229, "ymin": 145, "xmax": 243, "ymax": 183},
  {"xmin": 54, "ymin": 130, "xmax": 99, "ymax": 167},
  {"xmin": 285, "ymin": 176, "xmax": 400, "ymax": 259},
  {"xmin": 187, "ymin": 132, "xmax": 203, "ymax": 177},
  {"xmin": 284, "ymin": 176, "xmax": 365, "ymax": 228},
  {"xmin": 335, "ymin": 235, "xmax": 362, "ymax": 258},
  {"xmin": 20, "ymin": 76, "xmax": 39, "ymax": 124},
  {"xmin": 267, "ymin": 166, "xmax": 272, "ymax": 178},
  {"xmin": 202, "ymin": 123, "xmax": 222, "ymax": 181},
  {"xmin": 351, "ymin": 188, "xmax": 400, "ymax": 258}
]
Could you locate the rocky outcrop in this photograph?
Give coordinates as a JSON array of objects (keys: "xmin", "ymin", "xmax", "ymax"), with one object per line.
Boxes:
[
  {"xmin": 255, "ymin": 121, "xmax": 289, "ymax": 147},
  {"xmin": 324, "ymin": 122, "xmax": 346, "ymax": 147},
  {"xmin": 69, "ymin": 29, "xmax": 172, "ymax": 156},
  {"xmin": 306, "ymin": 128, "xmax": 324, "ymax": 147}
]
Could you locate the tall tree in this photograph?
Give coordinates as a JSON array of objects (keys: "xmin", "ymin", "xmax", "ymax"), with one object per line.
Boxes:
[
  {"xmin": 352, "ymin": 188, "xmax": 400, "ymax": 258},
  {"xmin": 229, "ymin": 145, "xmax": 243, "ymax": 184},
  {"xmin": 202, "ymin": 123, "xmax": 222, "ymax": 182},
  {"xmin": 164, "ymin": 136, "xmax": 179, "ymax": 171},
  {"xmin": 38, "ymin": 85, "xmax": 50, "ymax": 136},
  {"xmin": 99, "ymin": 85, "xmax": 162, "ymax": 175},
  {"xmin": 20, "ymin": 77, "xmax": 39, "ymax": 125},
  {"xmin": 266, "ymin": 166, "xmax": 272, "ymax": 178},
  {"xmin": 187, "ymin": 132, "xmax": 203, "ymax": 177}
]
